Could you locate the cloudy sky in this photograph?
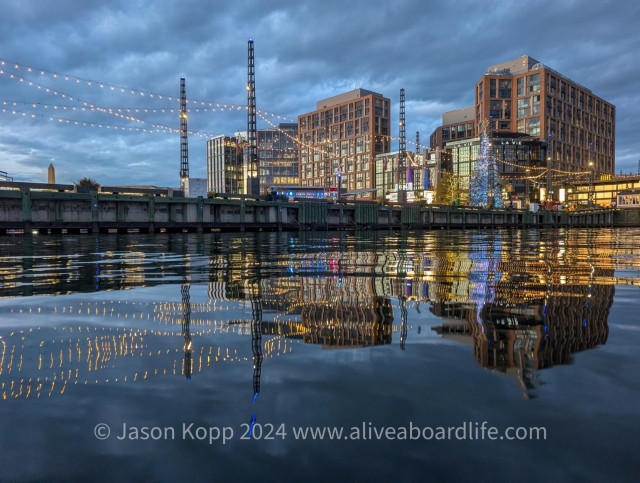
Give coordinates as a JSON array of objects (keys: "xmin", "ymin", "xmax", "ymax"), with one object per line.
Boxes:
[{"xmin": 1, "ymin": 0, "xmax": 638, "ymax": 187}]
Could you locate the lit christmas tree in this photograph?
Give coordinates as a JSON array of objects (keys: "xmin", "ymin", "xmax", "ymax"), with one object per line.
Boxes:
[{"xmin": 469, "ymin": 126, "xmax": 504, "ymax": 207}]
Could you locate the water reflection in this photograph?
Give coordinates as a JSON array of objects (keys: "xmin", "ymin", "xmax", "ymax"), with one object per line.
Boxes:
[{"xmin": 0, "ymin": 229, "xmax": 638, "ymax": 402}]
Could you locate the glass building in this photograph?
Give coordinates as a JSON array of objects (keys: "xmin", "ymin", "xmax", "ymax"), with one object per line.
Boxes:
[
  {"xmin": 443, "ymin": 133, "xmax": 547, "ymax": 203},
  {"xmin": 206, "ymin": 135, "xmax": 244, "ymax": 195},
  {"xmin": 236, "ymin": 123, "xmax": 300, "ymax": 194},
  {"xmin": 257, "ymin": 123, "xmax": 299, "ymax": 191}
]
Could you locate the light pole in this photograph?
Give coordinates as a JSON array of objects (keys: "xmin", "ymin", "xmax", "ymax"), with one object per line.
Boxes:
[
  {"xmin": 588, "ymin": 161, "xmax": 594, "ymax": 206},
  {"xmin": 335, "ymin": 167, "xmax": 342, "ymax": 201}
]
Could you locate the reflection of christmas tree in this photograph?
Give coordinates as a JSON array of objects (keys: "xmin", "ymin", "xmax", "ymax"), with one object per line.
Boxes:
[{"xmin": 470, "ymin": 127, "xmax": 503, "ymax": 207}]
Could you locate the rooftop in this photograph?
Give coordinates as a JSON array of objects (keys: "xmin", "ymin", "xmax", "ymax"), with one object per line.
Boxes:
[{"xmin": 315, "ymin": 88, "xmax": 384, "ymax": 110}]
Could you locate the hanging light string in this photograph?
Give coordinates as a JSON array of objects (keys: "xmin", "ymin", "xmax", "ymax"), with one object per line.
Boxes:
[
  {"xmin": 0, "ymin": 100, "xmax": 270, "ymax": 117},
  {"xmin": 0, "ymin": 106, "xmax": 219, "ymax": 138},
  {"xmin": 0, "ymin": 68, "xmax": 294, "ymax": 133},
  {"xmin": 0, "ymin": 59, "xmax": 296, "ymax": 121}
]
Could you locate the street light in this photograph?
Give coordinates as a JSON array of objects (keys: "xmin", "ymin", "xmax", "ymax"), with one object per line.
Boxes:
[
  {"xmin": 546, "ymin": 156, "xmax": 552, "ymax": 202},
  {"xmin": 588, "ymin": 161, "xmax": 594, "ymax": 206}
]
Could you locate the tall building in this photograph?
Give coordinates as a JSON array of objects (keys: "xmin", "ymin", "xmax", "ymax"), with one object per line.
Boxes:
[
  {"xmin": 206, "ymin": 135, "xmax": 244, "ymax": 194},
  {"xmin": 476, "ymin": 55, "xmax": 615, "ymax": 175},
  {"xmin": 237, "ymin": 123, "xmax": 299, "ymax": 192},
  {"xmin": 431, "ymin": 55, "xmax": 616, "ymax": 196},
  {"xmin": 298, "ymin": 88, "xmax": 391, "ymax": 198},
  {"xmin": 47, "ymin": 163, "xmax": 55, "ymax": 184}
]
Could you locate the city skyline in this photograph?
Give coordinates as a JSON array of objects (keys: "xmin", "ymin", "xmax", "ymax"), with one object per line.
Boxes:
[{"xmin": 1, "ymin": 0, "xmax": 639, "ymax": 187}]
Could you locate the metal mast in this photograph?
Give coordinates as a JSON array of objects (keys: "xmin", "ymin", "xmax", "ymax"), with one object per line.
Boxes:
[
  {"xmin": 245, "ymin": 39, "xmax": 259, "ymax": 196},
  {"xmin": 398, "ymin": 88, "xmax": 406, "ymax": 203},
  {"xmin": 179, "ymin": 78, "xmax": 189, "ymax": 180}
]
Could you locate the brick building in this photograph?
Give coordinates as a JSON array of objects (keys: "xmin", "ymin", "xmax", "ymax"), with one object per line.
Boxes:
[
  {"xmin": 431, "ymin": 55, "xmax": 616, "ymax": 185},
  {"xmin": 298, "ymin": 89, "xmax": 390, "ymax": 197}
]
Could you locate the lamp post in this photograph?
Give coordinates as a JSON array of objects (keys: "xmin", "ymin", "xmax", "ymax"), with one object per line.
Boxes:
[
  {"xmin": 546, "ymin": 156, "xmax": 552, "ymax": 202},
  {"xmin": 588, "ymin": 161, "xmax": 594, "ymax": 206},
  {"xmin": 525, "ymin": 168, "xmax": 530, "ymax": 205},
  {"xmin": 335, "ymin": 167, "xmax": 342, "ymax": 201}
]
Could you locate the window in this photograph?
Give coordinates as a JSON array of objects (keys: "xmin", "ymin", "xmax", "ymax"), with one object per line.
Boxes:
[
  {"xmin": 499, "ymin": 121, "xmax": 511, "ymax": 130},
  {"xmin": 355, "ymin": 101, "xmax": 363, "ymax": 118},
  {"xmin": 490, "ymin": 78, "xmax": 496, "ymax": 98},
  {"xmin": 517, "ymin": 77, "xmax": 524, "ymax": 97},
  {"xmin": 499, "ymin": 79, "xmax": 511, "ymax": 98},
  {"xmin": 527, "ymin": 73, "xmax": 540, "ymax": 85},
  {"xmin": 490, "ymin": 100, "xmax": 502, "ymax": 119},
  {"xmin": 346, "ymin": 121, "xmax": 353, "ymax": 137},
  {"xmin": 532, "ymin": 95, "xmax": 541, "ymax": 115},
  {"xmin": 517, "ymin": 98, "xmax": 530, "ymax": 118},
  {"xmin": 375, "ymin": 98, "xmax": 383, "ymax": 116}
]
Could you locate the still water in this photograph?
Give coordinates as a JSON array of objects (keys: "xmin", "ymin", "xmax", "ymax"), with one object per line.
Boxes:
[{"xmin": 0, "ymin": 229, "xmax": 638, "ymax": 482}]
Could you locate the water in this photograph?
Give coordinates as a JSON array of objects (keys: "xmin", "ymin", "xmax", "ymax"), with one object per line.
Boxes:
[{"xmin": 0, "ymin": 229, "xmax": 638, "ymax": 482}]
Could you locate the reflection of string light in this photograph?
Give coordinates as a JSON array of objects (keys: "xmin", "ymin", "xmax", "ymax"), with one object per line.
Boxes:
[{"xmin": 0, "ymin": 322, "xmax": 295, "ymax": 400}]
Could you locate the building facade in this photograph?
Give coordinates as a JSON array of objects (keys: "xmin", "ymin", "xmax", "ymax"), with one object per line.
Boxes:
[
  {"xmin": 431, "ymin": 56, "xmax": 615, "ymax": 201},
  {"xmin": 429, "ymin": 106, "xmax": 476, "ymax": 149},
  {"xmin": 298, "ymin": 89, "xmax": 391, "ymax": 198},
  {"xmin": 566, "ymin": 174, "xmax": 640, "ymax": 208},
  {"xmin": 235, "ymin": 124, "xmax": 299, "ymax": 194},
  {"xmin": 475, "ymin": 55, "xmax": 615, "ymax": 176},
  {"xmin": 206, "ymin": 135, "xmax": 244, "ymax": 194},
  {"xmin": 441, "ymin": 133, "xmax": 548, "ymax": 204},
  {"xmin": 256, "ymin": 123, "xmax": 299, "ymax": 190},
  {"xmin": 374, "ymin": 150, "xmax": 434, "ymax": 201}
]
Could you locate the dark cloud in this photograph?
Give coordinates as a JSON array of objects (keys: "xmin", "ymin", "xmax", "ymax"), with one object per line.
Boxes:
[{"xmin": 1, "ymin": 0, "xmax": 638, "ymax": 186}]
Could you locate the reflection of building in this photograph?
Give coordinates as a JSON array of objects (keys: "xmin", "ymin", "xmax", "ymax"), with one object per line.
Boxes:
[
  {"xmin": 297, "ymin": 272, "xmax": 394, "ymax": 349},
  {"xmin": 301, "ymin": 297, "xmax": 393, "ymax": 348},
  {"xmin": 298, "ymin": 89, "xmax": 391, "ymax": 198},
  {"xmin": 430, "ymin": 269, "xmax": 614, "ymax": 396}
]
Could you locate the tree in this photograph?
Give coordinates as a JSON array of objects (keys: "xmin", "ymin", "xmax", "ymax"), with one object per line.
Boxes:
[
  {"xmin": 436, "ymin": 172, "xmax": 467, "ymax": 204},
  {"xmin": 469, "ymin": 128, "xmax": 504, "ymax": 208},
  {"xmin": 74, "ymin": 177, "xmax": 100, "ymax": 192}
]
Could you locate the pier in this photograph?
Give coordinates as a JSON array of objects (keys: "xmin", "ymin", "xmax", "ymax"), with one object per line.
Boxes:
[{"xmin": 0, "ymin": 187, "xmax": 632, "ymax": 235}]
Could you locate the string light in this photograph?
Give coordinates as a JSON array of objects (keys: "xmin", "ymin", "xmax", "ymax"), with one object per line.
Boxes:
[
  {"xmin": 0, "ymin": 59, "xmax": 296, "ymax": 121},
  {"xmin": 0, "ymin": 106, "xmax": 220, "ymax": 138}
]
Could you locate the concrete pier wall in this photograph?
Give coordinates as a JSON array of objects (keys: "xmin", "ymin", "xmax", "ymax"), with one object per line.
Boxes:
[{"xmin": 0, "ymin": 189, "xmax": 628, "ymax": 235}]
